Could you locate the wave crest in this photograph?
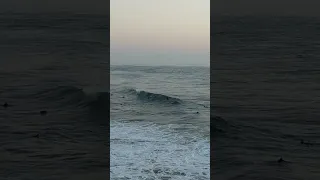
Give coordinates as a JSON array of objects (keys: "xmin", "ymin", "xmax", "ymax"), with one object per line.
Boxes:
[
  {"xmin": 126, "ymin": 88, "xmax": 182, "ymax": 105},
  {"xmin": 34, "ymin": 85, "xmax": 109, "ymax": 108}
]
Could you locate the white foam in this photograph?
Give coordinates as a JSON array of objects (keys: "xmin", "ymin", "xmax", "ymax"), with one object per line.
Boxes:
[{"xmin": 111, "ymin": 121, "xmax": 210, "ymax": 180}]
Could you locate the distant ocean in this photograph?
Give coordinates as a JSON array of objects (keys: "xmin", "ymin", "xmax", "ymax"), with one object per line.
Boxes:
[
  {"xmin": 212, "ymin": 15, "xmax": 320, "ymax": 180},
  {"xmin": 0, "ymin": 13, "xmax": 109, "ymax": 179},
  {"xmin": 110, "ymin": 65, "xmax": 210, "ymax": 179}
]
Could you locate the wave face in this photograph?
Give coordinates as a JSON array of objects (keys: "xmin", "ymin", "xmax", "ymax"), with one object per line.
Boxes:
[
  {"xmin": 32, "ymin": 86, "xmax": 109, "ymax": 109},
  {"xmin": 81, "ymin": 87, "xmax": 110, "ymax": 108},
  {"xmin": 126, "ymin": 88, "xmax": 182, "ymax": 105},
  {"xmin": 211, "ymin": 116, "xmax": 229, "ymax": 136}
]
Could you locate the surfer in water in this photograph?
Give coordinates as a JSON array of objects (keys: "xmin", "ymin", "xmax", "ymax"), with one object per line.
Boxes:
[
  {"xmin": 40, "ymin": 110, "xmax": 47, "ymax": 116},
  {"xmin": 278, "ymin": 157, "xmax": 284, "ymax": 163},
  {"xmin": 301, "ymin": 139, "xmax": 313, "ymax": 146}
]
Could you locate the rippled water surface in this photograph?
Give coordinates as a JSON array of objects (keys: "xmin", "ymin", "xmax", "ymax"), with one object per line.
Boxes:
[
  {"xmin": 212, "ymin": 15, "xmax": 320, "ymax": 180},
  {"xmin": 0, "ymin": 13, "xmax": 109, "ymax": 179}
]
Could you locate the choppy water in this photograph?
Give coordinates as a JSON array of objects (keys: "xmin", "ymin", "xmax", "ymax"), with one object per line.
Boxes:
[
  {"xmin": 212, "ymin": 16, "xmax": 320, "ymax": 180},
  {"xmin": 110, "ymin": 66, "xmax": 210, "ymax": 179},
  {"xmin": 0, "ymin": 13, "xmax": 109, "ymax": 179}
]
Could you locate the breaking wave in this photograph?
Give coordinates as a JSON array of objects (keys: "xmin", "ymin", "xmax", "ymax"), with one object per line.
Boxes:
[
  {"xmin": 126, "ymin": 88, "xmax": 182, "ymax": 105},
  {"xmin": 33, "ymin": 85, "xmax": 109, "ymax": 108}
]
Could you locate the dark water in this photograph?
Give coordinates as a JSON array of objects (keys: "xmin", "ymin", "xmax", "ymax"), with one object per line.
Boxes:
[
  {"xmin": 110, "ymin": 66, "xmax": 210, "ymax": 179},
  {"xmin": 0, "ymin": 13, "xmax": 109, "ymax": 179},
  {"xmin": 212, "ymin": 16, "xmax": 320, "ymax": 180}
]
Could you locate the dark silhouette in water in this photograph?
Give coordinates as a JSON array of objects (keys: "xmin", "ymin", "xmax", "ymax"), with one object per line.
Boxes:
[
  {"xmin": 196, "ymin": 112, "xmax": 199, "ymax": 114},
  {"xmin": 278, "ymin": 157, "xmax": 284, "ymax": 163},
  {"xmin": 3, "ymin": 102, "xmax": 8, "ymax": 108},
  {"xmin": 33, "ymin": 134, "xmax": 39, "ymax": 138},
  {"xmin": 301, "ymin": 139, "xmax": 313, "ymax": 146},
  {"xmin": 40, "ymin": 111, "xmax": 47, "ymax": 116},
  {"xmin": 171, "ymin": 101, "xmax": 179, "ymax": 105}
]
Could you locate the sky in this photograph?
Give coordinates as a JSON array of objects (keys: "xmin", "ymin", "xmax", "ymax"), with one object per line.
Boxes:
[{"xmin": 111, "ymin": 0, "xmax": 210, "ymax": 66}]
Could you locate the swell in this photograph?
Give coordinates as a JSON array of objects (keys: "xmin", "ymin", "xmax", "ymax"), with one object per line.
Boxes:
[
  {"xmin": 32, "ymin": 85, "xmax": 109, "ymax": 109},
  {"xmin": 125, "ymin": 88, "xmax": 182, "ymax": 105},
  {"xmin": 211, "ymin": 116, "xmax": 229, "ymax": 136}
]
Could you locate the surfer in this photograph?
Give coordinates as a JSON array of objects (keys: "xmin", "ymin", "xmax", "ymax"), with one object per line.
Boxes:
[
  {"xmin": 301, "ymin": 139, "xmax": 313, "ymax": 146},
  {"xmin": 3, "ymin": 102, "xmax": 8, "ymax": 108},
  {"xmin": 40, "ymin": 110, "xmax": 47, "ymax": 116},
  {"xmin": 278, "ymin": 157, "xmax": 284, "ymax": 163}
]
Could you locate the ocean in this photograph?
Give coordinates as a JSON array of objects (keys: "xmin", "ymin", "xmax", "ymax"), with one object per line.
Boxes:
[
  {"xmin": 110, "ymin": 65, "xmax": 210, "ymax": 179},
  {"xmin": 4, "ymin": 12, "xmax": 318, "ymax": 180},
  {"xmin": 0, "ymin": 13, "xmax": 109, "ymax": 179},
  {"xmin": 0, "ymin": 12, "xmax": 210, "ymax": 180},
  {"xmin": 212, "ymin": 15, "xmax": 320, "ymax": 180}
]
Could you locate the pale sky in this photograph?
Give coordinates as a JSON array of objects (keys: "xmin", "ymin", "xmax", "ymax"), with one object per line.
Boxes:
[{"xmin": 111, "ymin": 0, "xmax": 210, "ymax": 66}]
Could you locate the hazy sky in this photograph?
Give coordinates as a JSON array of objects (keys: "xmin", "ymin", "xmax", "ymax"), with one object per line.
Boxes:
[{"xmin": 111, "ymin": 0, "xmax": 210, "ymax": 66}]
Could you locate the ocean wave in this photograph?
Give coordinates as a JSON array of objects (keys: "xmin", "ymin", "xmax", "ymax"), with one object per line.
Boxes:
[
  {"xmin": 125, "ymin": 88, "xmax": 182, "ymax": 105},
  {"xmin": 33, "ymin": 85, "xmax": 109, "ymax": 108},
  {"xmin": 211, "ymin": 116, "xmax": 229, "ymax": 136}
]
